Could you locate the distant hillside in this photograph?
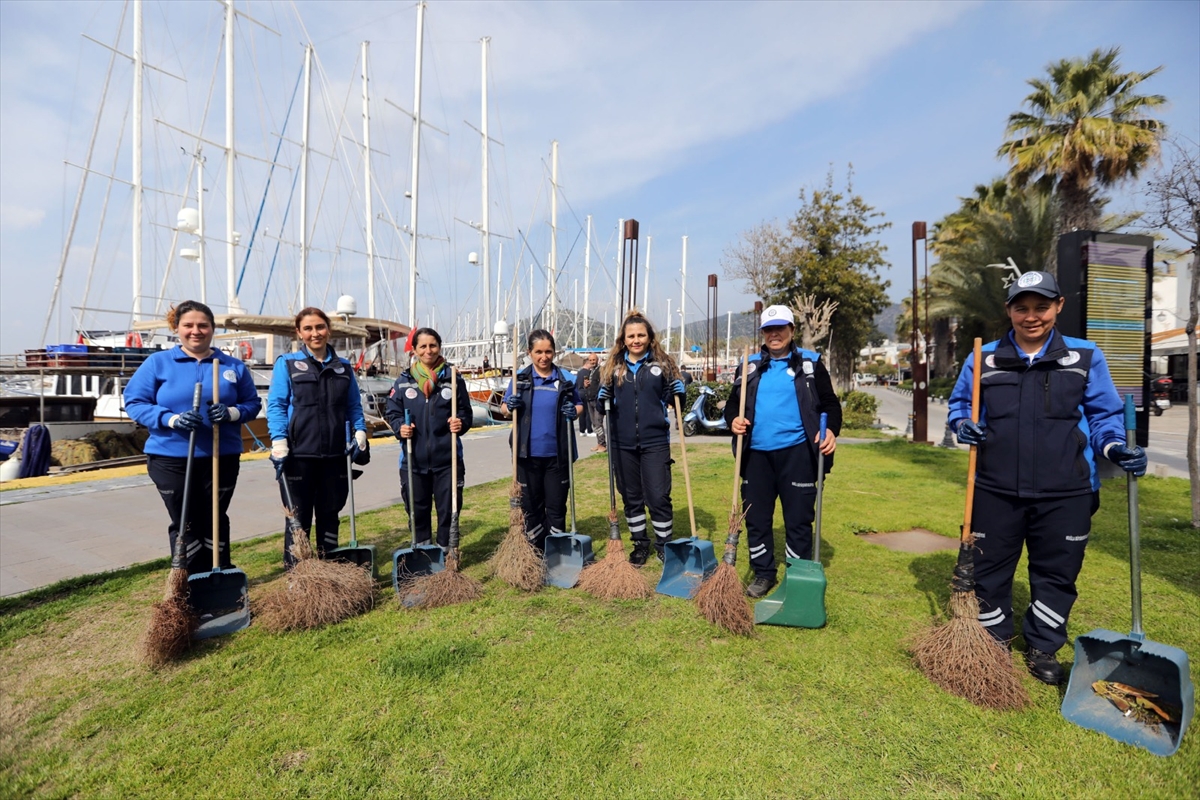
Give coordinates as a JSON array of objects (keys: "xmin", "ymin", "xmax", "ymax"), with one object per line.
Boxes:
[{"xmin": 875, "ymin": 303, "xmax": 902, "ymax": 340}]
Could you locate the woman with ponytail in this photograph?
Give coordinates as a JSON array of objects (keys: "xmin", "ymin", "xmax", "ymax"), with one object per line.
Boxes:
[
  {"xmin": 501, "ymin": 329, "xmax": 583, "ymax": 553},
  {"xmin": 596, "ymin": 312, "xmax": 686, "ymax": 565},
  {"xmin": 384, "ymin": 328, "xmax": 473, "ymax": 548}
]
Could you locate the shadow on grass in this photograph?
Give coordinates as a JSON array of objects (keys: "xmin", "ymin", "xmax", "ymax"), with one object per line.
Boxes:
[{"xmin": 908, "ymin": 551, "xmax": 956, "ymax": 618}]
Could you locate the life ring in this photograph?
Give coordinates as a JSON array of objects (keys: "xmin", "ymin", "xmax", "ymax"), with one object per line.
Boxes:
[
  {"xmin": 239, "ymin": 341, "xmax": 253, "ymax": 361},
  {"xmin": 125, "ymin": 331, "xmax": 144, "ymax": 348}
]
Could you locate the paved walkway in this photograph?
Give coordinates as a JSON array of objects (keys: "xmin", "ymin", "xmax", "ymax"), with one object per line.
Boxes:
[{"xmin": 0, "ymin": 427, "xmax": 604, "ymax": 597}]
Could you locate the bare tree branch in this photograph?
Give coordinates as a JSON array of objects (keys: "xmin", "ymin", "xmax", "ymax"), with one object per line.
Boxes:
[
  {"xmin": 1142, "ymin": 134, "xmax": 1200, "ymax": 526},
  {"xmin": 791, "ymin": 293, "xmax": 839, "ymax": 351},
  {"xmin": 719, "ymin": 221, "xmax": 783, "ymax": 301}
]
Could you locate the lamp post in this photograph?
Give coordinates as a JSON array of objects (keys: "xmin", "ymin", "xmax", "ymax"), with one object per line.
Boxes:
[{"xmin": 911, "ymin": 221, "xmax": 928, "ymax": 444}]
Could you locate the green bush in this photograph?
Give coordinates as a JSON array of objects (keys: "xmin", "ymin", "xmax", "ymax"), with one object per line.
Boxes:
[
  {"xmin": 839, "ymin": 390, "xmax": 879, "ymax": 429},
  {"xmin": 929, "ymin": 376, "xmax": 956, "ymax": 400}
]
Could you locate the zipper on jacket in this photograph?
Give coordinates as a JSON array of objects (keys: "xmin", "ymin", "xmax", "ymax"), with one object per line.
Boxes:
[{"xmin": 1043, "ymin": 372, "xmax": 1051, "ymax": 414}]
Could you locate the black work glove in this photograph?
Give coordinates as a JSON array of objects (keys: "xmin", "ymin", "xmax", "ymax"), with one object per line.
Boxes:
[
  {"xmin": 170, "ymin": 410, "xmax": 204, "ymax": 432},
  {"xmin": 1107, "ymin": 444, "xmax": 1147, "ymax": 477}
]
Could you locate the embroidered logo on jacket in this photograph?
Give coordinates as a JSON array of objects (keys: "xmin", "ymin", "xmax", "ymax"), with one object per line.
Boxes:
[{"xmin": 1057, "ymin": 351, "xmax": 1081, "ymax": 366}]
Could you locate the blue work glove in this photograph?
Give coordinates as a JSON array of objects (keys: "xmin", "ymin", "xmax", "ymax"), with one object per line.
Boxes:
[
  {"xmin": 348, "ymin": 430, "xmax": 371, "ymax": 465},
  {"xmin": 207, "ymin": 402, "xmax": 234, "ymax": 423},
  {"xmin": 1108, "ymin": 443, "xmax": 1147, "ymax": 477},
  {"xmin": 560, "ymin": 399, "xmax": 578, "ymax": 421},
  {"xmin": 955, "ymin": 420, "xmax": 987, "ymax": 446},
  {"xmin": 597, "ymin": 385, "xmax": 611, "ymax": 404},
  {"xmin": 506, "ymin": 392, "xmax": 524, "ymax": 413},
  {"xmin": 669, "ymin": 379, "xmax": 686, "ymax": 397},
  {"xmin": 170, "ymin": 410, "xmax": 204, "ymax": 432}
]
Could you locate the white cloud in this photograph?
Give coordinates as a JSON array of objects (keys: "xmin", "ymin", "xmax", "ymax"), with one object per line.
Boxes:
[{"xmin": 0, "ymin": 205, "xmax": 45, "ymax": 231}]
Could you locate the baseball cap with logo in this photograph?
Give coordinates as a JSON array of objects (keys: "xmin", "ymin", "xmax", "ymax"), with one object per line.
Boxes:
[
  {"xmin": 1005, "ymin": 271, "xmax": 1062, "ymax": 304},
  {"xmin": 759, "ymin": 305, "xmax": 795, "ymax": 328}
]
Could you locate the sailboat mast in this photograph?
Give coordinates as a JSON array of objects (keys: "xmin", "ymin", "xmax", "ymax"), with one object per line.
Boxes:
[
  {"xmin": 407, "ymin": 2, "xmax": 426, "ymax": 328},
  {"xmin": 480, "ymin": 36, "xmax": 491, "ymax": 335},
  {"xmin": 132, "ymin": 0, "xmax": 143, "ymax": 321},
  {"xmin": 197, "ymin": 149, "xmax": 206, "ymax": 304},
  {"xmin": 299, "ymin": 44, "xmax": 311, "ymax": 308},
  {"xmin": 643, "ymin": 235, "xmax": 652, "ymax": 315},
  {"xmin": 362, "ymin": 41, "xmax": 375, "ymax": 318},
  {"xmin": 224, "ymin": 0, "xmax": 240, "ymax": 314},
  {"xmin": 679, "ymin": 235, "xmax": 687, "ymax": 365},
  {"xmin": 549, "ymin": 140, "xmax": 558, "ymax": 333},
  {"xmin": 583, "ymin": 215, "xmax": 591, "ymax": 349}
]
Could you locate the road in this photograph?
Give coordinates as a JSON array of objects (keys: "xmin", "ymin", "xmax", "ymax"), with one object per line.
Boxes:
[
  {"xmin": 862, "ymin": 385, "xmax": 1194, "ymax": 478},
  {"xmin": 0, "ymin": 426, "xmax": 603, "ymax": 597}
]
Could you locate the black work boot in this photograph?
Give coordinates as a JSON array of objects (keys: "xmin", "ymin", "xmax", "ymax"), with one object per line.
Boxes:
[
  {"xmin": 629, "ymin": 542, "xmax": 651, "ymax": 567},
  {"xmin": 654, "ymin": 537, "xmax": 670, "ymax": 563},
  {"xmin": 745, "ymin": 574, "xmax": 777, "ymax": 598},
  {"xmin": 1024, "ymin": 647, "xmax": 1065, "ymax": 685}
]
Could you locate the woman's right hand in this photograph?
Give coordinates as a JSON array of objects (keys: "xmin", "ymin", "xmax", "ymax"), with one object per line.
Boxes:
[
  {"xmin": 731, "ymin": 416, "xmax": 750, "ymax": 435},
  {"xmin": 399, "ymin": 424, "xmax": 415, "ymax": 439}
]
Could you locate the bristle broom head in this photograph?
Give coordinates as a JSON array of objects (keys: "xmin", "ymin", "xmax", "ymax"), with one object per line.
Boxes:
[
  {"xmin": 911, "ymin": 590, "xmax": 1030, "ymax": 710},
  {"xmin": 694, "ymin": 563, "xmax": 754, "ymax": 636},
  {"xmin": 256, "ymin": 558, "xmax": 375, "ymax": 633},
  {"xmin": 577, "ymin": 543, "xmax": 653, "ymax": 600}
]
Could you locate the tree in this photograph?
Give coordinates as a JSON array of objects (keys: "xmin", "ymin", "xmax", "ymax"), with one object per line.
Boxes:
[
  {"xmin": 1143, "ymin": 135, "xmax": 1200, "ymax": 527},
  {"xmin": 767, "ymin": 166, "xmax": 891, "ymax": 385},
  {"xmin": 926, "ymin": 182, "xmax": 1059, "ymax": 364},
  {"xmin": 790, "ymin": 292, "xmax": 838, "ymax": 351},
  {"xmin": 999, "ymin": 47, "xmax": 1166, "ymax": 248},
  {"xmin": 720, "ymin": 221, "xmax": 784, "ymax": 301}
]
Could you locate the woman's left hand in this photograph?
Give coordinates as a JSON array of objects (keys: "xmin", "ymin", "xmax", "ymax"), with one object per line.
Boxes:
[
  {"xmin": 449, "ymin": 417, "xmax": 463, "ymax": 434},
  {"xmin": 819, "ymin": 430, "xmax": 837, "ymax": 456}
]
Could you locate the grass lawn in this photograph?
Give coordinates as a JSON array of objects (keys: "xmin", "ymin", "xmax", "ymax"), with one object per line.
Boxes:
[{"xmin": 1, "ymin": 440, "xmax": 1196, "ymax": 798}]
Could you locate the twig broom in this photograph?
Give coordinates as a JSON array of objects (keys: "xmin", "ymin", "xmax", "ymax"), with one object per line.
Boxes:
[
  {"xmin": 694, "ymin": 349, "xmax": 754, "ymax": 635},
  {"xmin": 140, "ymin": 382, "xmax": 203, "ymax": 667},
  {"xmin": 578, "ymin": 395, "xmax": 653, "ymax": 601},
  {"xmin": 911, "ymin": 338, "xmax": 1029, "ymax": 709},
  {"xmin": 399, "ymin": 367, "xmax": 483, "ymax": 608},
  {"xmin": 489, "ymin": 335, "xmax": 545, "ymax": 591},
  {"xmin": 257, "ymin": 467, "xmax": 375, "ymax": 633}
]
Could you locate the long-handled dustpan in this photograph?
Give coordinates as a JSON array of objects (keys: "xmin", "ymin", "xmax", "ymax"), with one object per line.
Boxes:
[
  {"xmin": 189, "ymin": 359, "xmax": 250, "ymax": 639},
  {"xmin": 545, "ymin": 391, "xmax": 594, "ymax": 588},
  {"xmin": 392, "ymin": 409, "xmax": 445, "ymax": 594},
  {"xmin": 330, "ymin": 422, "xmax": 377, "ymax": 578},
  {"xmin": 1062, "ymin": 395, "xmax": 1193, "ymax": 756},
  {"xmin": 755, "ymin": 412, "xmax": 828, "ymax": 628},
  {"xmin": 658, "ymin": 394, "xmax": 715, "ymax": 598}
]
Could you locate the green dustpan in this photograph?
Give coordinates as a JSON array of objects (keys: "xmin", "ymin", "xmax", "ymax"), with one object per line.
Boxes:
[{"xmin": 755, "ymin": 412, "xmax": 827, "ymax": 628}]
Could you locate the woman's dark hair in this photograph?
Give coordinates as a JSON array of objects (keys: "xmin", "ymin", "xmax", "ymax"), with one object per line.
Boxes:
[
  {"xmin": 527, "ymin": 329, "xmax": 555, "ymax": 352},
  {"xmin": 412, "ymin": 327, "xmax": 442, "ymax": 347},
  {"xmin": 294, "ymin": 306, "xmax": 331, "ymax": 330},
  {"xmin": 166, "ymin": 300, "xmax": 215, "ymax": 330}
]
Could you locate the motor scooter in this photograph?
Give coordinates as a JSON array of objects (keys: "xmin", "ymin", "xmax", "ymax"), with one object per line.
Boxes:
[
  {"xmin": 682, "ymin": 385, "xmax": 730, "ymax": 436},
  {"xmin": 1151, "ymin": 376, "xmax": 1172, "ymax": 416}
]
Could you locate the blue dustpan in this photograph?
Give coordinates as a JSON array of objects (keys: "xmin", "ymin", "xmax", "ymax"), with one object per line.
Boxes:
[
  {"xmin": 1061, "ymin": 397, "xmax": 1193, "ymax": 756},
  {"xmin": 657, "ymin": 537, "xmax": 716, "ymax": 598},
  {"xmin": 391, "ymin": 542, "xmax": 445, "ymax": 594},
  {"xmin": 544, "ymin": 533, "xmax": 595, "ymax": 589}
]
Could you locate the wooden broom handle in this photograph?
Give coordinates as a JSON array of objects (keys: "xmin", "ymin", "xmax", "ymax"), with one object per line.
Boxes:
[
  {"xmin": 451, "ymin": 366, "xmax": 458, "ymax": 516},
  {"xmin": 960, "ymin": 337, "xmax": 983, "ymax": 543},
  {"xmin": 212, "ymin": 359, "xmax": 220, "ymax": 570},
  {"xmin": 731, "ymin": 349, "xmax": 750, "ymax": 515},
  {"xmin": 511, "ymin": 334, "xmax": 519, "ymax": 482},
  {"xmin": 673, "ymin": 394, "xmax": 697, "ymax": 538}
]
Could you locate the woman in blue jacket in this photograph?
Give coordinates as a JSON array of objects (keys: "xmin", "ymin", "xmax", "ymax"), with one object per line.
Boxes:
[
  {"xmin": 597, "ymin": 312, "xmax": 686, "ymax": 565},
  {"xmin": 124, "ymin": 300, "xmax": 261, "ymax": 574},
  {"xmin": 947, "ymin": 271, "xmax": 1146, "ymax": 685},
  {"xmin": 384, "ymin": 328, "xmax": 473, "ymax": 548},
  {"xmin": 501, "ymin": 329, "xmax": 583, "ymax": 552},
  {"xmin": 266, "ymin": 307, "xmax": 368, "ymax": 567}
]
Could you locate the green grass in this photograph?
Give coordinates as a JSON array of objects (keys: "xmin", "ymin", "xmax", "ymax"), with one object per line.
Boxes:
[{"xmin": 2, "ymin": 440, "xmax": 1197, "ymax": 798}]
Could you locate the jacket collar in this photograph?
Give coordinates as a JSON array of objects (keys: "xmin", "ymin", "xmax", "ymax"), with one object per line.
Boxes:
[{"xmin": 994, "ymin": 328, "xmax": 1068, "ymax": 369}]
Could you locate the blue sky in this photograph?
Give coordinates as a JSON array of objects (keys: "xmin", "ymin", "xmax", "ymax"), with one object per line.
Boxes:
[{"xmin": 1, "ymin": 0, "xmax": 1197, "ymax": 352}]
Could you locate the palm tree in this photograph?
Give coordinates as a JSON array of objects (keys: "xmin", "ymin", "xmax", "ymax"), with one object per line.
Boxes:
[{"xmin": 998, "ymin": 47, "xmax": 1166, "ymax": 241}]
